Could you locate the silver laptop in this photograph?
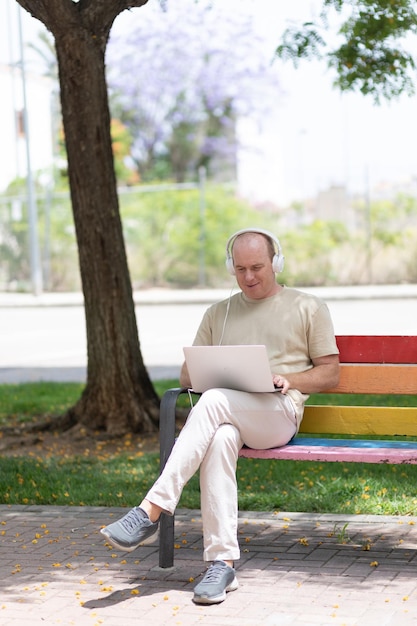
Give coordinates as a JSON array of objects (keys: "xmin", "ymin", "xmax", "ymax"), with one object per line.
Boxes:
[{"xmin": 183, "ymin": 345, "xmax": 275, "ymax": 393}]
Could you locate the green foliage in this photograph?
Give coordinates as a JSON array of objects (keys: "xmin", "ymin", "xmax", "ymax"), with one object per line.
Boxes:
[
  {"xmin": 353, "ymin": 193, "xmax": 417, "ymax": 248},
  {"xmin": 276, "ymin": 22, "xmax": 326, "ymax": 64},
  {"xmin": 281, "ymin": 220, "xmax": 349, "ymax": 285},
  {"xmin": 0, "ymin": 174, "xmax": 79, "ymax": 291},
  {"xmin": 276, "ymin": 0, "xmax": 417, "ymax": 102},
  {"xmin": 0, "ymin": 197, "xmax": 30, "ymax": 288},
  {"xmin": 2, "ymin": 180, "xmax": 417, "ymax": 289},
  {"xmin": 120, "ymin": 183, "xmax": 265, "ymax": 287}
]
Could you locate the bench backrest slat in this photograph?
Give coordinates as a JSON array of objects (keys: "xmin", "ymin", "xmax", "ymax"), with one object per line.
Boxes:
[
  {"xmin": 337, "ymin": 335, "xmax": 417, "ymax": 364},
  {"xmin": 301, "ymin": 405, "xmax": 417, "ymax": 436},
  {"xmin": 328, "ymin": 364, "xmax": 417, "ymax": 394}
]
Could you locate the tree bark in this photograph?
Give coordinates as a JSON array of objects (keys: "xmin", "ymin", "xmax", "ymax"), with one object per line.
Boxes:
[{"xmin": 17, "ymin": 0, "xmax": 159, "ymax": 435}]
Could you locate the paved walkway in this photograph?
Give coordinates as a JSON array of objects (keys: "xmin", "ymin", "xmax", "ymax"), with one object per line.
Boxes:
[{"xmin": 1, "ymin": 505, "xmax": 417, "ymax": 626}]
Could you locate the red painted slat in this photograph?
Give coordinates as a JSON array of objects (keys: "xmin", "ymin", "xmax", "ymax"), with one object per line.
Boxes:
[{"xmin": 336, "ymin": 335, "xmax": 417, "ymax": 364}]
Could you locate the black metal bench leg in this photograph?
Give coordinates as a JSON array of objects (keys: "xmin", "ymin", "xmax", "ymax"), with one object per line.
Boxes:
[
  {"xmin": 159, "ymin": 513, "xmax": 175, "ymax": 569},
  {"xmin": 158, "ymin": 388, "xmax": 189, "ymax": 568}
]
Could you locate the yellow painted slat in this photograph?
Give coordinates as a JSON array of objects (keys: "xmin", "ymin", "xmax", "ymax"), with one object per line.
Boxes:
[
  {"xmin": 327, "ymin": 364, "xmax": 417, "ymax": 394},
  {"xmin": 301, "ymin": 405, "xmax": 417, "ymax": 436}
]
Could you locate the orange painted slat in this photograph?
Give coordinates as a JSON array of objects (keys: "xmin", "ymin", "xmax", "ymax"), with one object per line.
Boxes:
[
  {"xmin": 327, "ymin": 364, "xmax": 417, "ymax": 394},
  {"xmin": 301, "ymin": 405, "xmax": 417, "ymax": 436},
  {"xmin": 336, "ymin": 335, "xmax": 417, "ymax": 364}
]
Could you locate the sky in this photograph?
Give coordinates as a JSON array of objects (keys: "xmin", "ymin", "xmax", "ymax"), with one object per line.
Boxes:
[{"xmin": 2, "ymin": 0, "xmax": 417, "ymax": 205}]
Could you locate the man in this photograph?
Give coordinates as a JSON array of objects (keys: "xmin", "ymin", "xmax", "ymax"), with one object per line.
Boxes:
[{"xmin": 101, "ymin": 227, "xmax": 340, "ymax": 604}]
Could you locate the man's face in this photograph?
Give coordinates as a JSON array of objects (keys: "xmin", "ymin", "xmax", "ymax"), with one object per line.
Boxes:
[{"xmin": 232, "ymin": 234, "xmax": 280, "ymax": 300}]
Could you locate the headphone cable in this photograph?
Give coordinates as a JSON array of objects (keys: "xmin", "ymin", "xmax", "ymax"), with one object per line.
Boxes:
[{"xmin": 219, "ymin": 284, "xmax": 235, "ymax": 345}]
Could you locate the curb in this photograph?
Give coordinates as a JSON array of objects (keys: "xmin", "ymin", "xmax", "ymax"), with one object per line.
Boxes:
[{"xmin": 0, "ymin": 284, "xmax": 416, "ymax": 308}]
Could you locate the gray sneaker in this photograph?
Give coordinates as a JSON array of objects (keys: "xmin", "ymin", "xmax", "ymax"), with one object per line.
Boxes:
[
  {"xmin": 193, "ymin": 560, "xmax": 238, "ymax": 604},
  {"xmin": 100, "ymin": 506, "xmax": 159, "ymax": 552}
]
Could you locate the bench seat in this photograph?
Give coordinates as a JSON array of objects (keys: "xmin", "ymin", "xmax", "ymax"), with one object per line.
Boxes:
[{"xmin": 239, "ymin": 437, "xmax": 417, "ymax": 464}]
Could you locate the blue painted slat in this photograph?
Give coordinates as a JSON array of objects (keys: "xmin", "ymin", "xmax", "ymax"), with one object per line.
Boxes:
[{"xmin": 290, "ymin": 437, "xmax": 417, "ymax": 450}]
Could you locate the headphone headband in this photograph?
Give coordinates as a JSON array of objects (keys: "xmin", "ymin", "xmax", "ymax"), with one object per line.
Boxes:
[{"xmin": 225, "ymin": 227, "xmax": 284, "ymax": 275}]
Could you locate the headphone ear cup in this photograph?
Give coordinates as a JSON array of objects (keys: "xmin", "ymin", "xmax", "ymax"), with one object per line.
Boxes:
[
  {"xmin": 226, "ymin": 256, "xmax": 235, "ymax": 275},
  {"xmin": 272, "ymin": 253, "xmax": 285, "ymax": 273}
]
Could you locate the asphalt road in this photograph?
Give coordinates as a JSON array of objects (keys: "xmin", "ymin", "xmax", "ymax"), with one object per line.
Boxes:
[{"xmin": 1, "ymin": 295, "xmax": 417, "ymax": 383}]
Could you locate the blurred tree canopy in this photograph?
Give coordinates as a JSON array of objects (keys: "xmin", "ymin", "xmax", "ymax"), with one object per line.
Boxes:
[{"xmin": 276, "ymin": 0, "xmax": 417, "ymax": 102}]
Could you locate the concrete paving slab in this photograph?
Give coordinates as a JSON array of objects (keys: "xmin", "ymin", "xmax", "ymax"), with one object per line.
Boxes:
[{"xmin": 1, "ymin": 506, "xmax": 417, "ymax": 625}]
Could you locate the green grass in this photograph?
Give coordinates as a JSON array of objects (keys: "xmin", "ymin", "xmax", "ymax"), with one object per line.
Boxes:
[
  {"xmin": 0, "ymin": 452, "xmax": 161, "ymax": 507},
  {"xmin": 305, "ymin": 393, "xmax": 417, "ymax": 407},
  {"xmin": 0, "ymin": 379, "xmax": 183, "ymax": 426},
  {"xmin": 0, "ymin": 382, "xmax": 416, "ymax": 515},
  {"xmin": 0, "ymin": 382, "xmax": 85, "ymax": 425},
  {"xmin": 2, "ymin": 448, "xmax": 417, "ymax": 516},
  {"xmin": 235, "ymin": 458, "xmax": 417, "ymax": 516}
]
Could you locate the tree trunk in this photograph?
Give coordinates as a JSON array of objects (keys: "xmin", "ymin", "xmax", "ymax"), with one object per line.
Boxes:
[{"xmin": 17, "ymin": 0, "xmax": 158, "ymax": 435}]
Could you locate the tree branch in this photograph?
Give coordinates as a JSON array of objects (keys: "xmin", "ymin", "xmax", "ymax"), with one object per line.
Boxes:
[
  {"xmin": 16, "ymin": 0, "xmax": 149, "ymax": 37},
  {"xmin": 275, "ymin": 0, "xmax": 417, "ymax": 102}
]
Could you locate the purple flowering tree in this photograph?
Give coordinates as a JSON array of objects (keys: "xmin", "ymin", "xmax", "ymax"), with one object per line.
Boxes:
[{"xmin": 108, "ymin": 0, "xmax": 281, "ymax": 182}]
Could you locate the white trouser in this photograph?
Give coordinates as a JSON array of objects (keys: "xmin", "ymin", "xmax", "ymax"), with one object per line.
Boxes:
[{"xmin": 146, "ymin": 388, "xmax": 298, "ymax": 562}]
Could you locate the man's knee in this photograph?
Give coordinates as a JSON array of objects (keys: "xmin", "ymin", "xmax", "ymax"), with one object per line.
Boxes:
[
  {"xmin": 199, "ymin": 387, "xmax": 228, "ymax": 408},
  {"xmin": 210, "ymin": 424, "xmax": 242, "ymax": 454}
]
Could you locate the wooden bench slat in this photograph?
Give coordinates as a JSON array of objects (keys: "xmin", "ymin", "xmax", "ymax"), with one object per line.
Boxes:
[
  {"xmin": 337, "ymin": 335, "xmax": 417, "ymax": 363},
  {"xmin": 292, "ymin": 437, "xmax": 417, "ymax": 449},
  {"xmin": 328, "ymin": 364, "xmax": 417, "ymax": 394},
  {"xmin": 238, "ymin": 445, "xmax": 417, "ymax": 464},
  {"xmin": 302, "ymin": 405, "xmax": 417, "ymax": 436}
]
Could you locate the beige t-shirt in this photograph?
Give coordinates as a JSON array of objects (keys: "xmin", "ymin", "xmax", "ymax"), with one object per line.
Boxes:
[{"xmin": 192, "ymin": 286, "xmax": 339, "ymax": 424}]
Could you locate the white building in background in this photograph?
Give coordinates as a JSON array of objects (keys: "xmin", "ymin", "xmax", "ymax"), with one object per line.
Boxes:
[
  {"xmin": 0, "ymin": 1, "xmax": 53, "ymax": 192},
  {"xmin": 236, "ymin": 115, "xmax": 286, "ymax": 207}
]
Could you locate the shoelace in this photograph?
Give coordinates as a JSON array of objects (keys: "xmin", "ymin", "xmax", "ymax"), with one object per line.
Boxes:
[
  {"xmin": 120, "ymin": 508, "xmax": 144, "ymax": 532},
  {"xmin": 203, "ymin": 562, "xmax": 227, "ymax": 583}
]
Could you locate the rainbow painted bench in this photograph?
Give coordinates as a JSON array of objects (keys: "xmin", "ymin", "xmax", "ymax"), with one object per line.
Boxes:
[{"xmin": 158, "ymin": 335, "xmax": 417, "ymax": 568}]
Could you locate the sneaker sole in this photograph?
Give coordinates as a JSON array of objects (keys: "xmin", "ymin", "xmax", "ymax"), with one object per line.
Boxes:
[
  {"xmin": 100, "ymin": 528, "xmax": 141, "ymax": 552},
  {"xmin": 100, "ymin": 527, "xmax": 160, "ymax": 552},
  {"xmin": 193, "ymin": 577, "xmax": 239, "ymax": 604}
]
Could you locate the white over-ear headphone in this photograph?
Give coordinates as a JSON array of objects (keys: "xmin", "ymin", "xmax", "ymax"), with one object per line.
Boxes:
[{"xmin": 225, "ymin": 227, "xmax": 285, "ymax": 275}]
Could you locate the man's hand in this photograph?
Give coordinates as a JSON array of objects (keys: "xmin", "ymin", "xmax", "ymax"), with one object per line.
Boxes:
[{"xmin": 272, "ymin": 374, "xmax": 290, "ymax": 394}]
